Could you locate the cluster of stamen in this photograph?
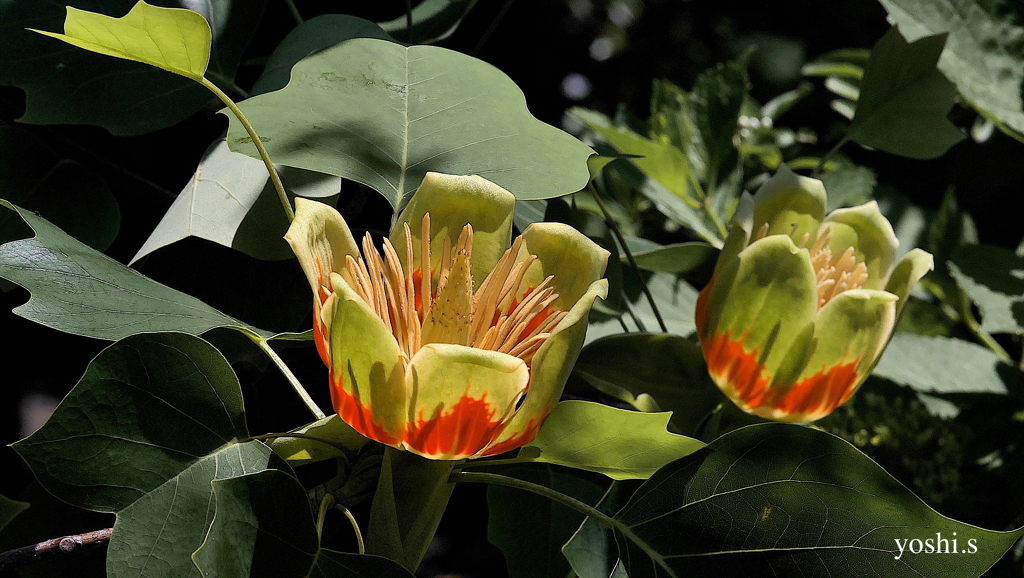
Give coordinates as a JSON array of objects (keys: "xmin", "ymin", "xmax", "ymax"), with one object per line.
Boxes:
[
  {"xmin": 341, "ymin": 214, "xmax": 567, "ymax": 364},
  {"xmin": 754, "ymin": 223, "xmax": 869, "ymax": 309}
]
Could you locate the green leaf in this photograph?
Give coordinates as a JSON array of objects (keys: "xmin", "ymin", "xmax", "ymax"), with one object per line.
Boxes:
[
  {"xmin": 615, "ymin": 423, "xmax": 1024, "ymax": 578},
  {"xmin": 518, "ymin": 401, "xmax": 705, "ymax": 480},
  {"xmin": 251, "ymin": 15, "xmax": 398, "ymax": 96},
  {"xmin": 873, "ymin": 332, "xmax": 1023, "ymax": 396},
  {"xmin": 29, "ymin": 0, "xmax": 211, "ymax": 80},
  {"xmin": 563, "ymin": 515, "xmax": 628, "ymax": 578},
  {"xmin": 586, "ymin": 271, "xmax": 700, "ymax": 342},
  {"xmin": 574, "ymin": 334, "xmax": 726, "ymax": 435},
  {"xmin": 193, "ymin": 470, "xmax": 319, "ymax": 578},
  {"xmin": 131, "ymin": 139, "xmax": 340, "ymax": 264},
  {"xmin": 308, "ymin": 550, "xmax": 416, "ymax": 578},
  {"xmin": 820, "ymin": 164, "xmax": 877, "ymax": 211},
  {"xmin": 12, "ymin": 332, "xmax": 248, "ymax": 512},
  {"xmin": 0, "ymin": 201, "xmax": 272, "ymax": 340},
  {"xmin": 801, "ymin": 48, "xmax": 870, "ymax": 78},
  {"xmin": 2, "ymin": 0, "xmax": 262, "ymax": 135},
  {"xmin": 487, "ymin": 465, "xmax": 605, "ymax": 578},
  {"xmin": 877, "ymin": 0, "xmax": 1024, "ymax": 137},
  {"xmin": 0, "ymin": 126, "xmax": 119, "ymax": 251},
  {"xmin": 228, "ymin": 38, "xmax": 592, "ymax": 210},
  {"xmin": 269, "ymin": 415, "xmax": 369, "ymax": 465},
  {"xmin": 571, "ymin": 107, "xmax": 691, "ymax": 197},
  {"xmin": 0, "ymin": 494, "xmax": 28, "ymax": 533},
  {"xmin": 630, "ymin": 242, "xmax": 718, "ymax": 276},
  {"xmin": 847, "ymin": 27, "xmax": 965, "ymax": 159},
  {"xmin": 948, "ymin": 244, "xmax": 1024, "ymax": 335},
  {"xmin": 690, "ymin": 61, "xmax": 746, "ymax": 185},
  {"xmin": 377, "ymin": 0, "xmax": 478, "ymax": 43},
  {"xmin": 106, "ymin": 441, "xmax": 282, "ymax": 578}
]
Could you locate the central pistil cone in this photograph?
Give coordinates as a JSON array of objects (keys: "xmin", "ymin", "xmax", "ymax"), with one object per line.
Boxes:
[{"xmin": 336, "ymin": 214, "xmax": 567, "ymax": 365}]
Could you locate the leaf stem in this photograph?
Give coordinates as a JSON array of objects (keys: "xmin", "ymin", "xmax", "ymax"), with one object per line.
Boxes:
[
  {"xmin": 336, "ymin": 504, "xmax": 366, "ymax": 554},
  {"xmin": 316, "ymin": 494, "xmax": 334, "ymax": 539},
  {"xmin": 406, "ymin": 0, "xmax": 414, "ymax": 42},
  {"xmin": 198, "ymin": 77, "xmax": 295, "ymax": 222},
  {"xmin": 814, "ymin": 136, "xmax": 849, "ymax": 177},
  {"xmin": 588, "ymin": 184, "xmax": 669, "ymax": 333},
  {"xmin": 452, "ymin": 471, "xmax": 675, "ymax": 578},
  {"xmin": 472, "ymin": 0, "xmax": 515, "ymax": 56},
  {"xmin": 283, "ymin": 0, "xmax": 303, "ymax": 25},
  {"xmin": 252, "ymin": 336, "xmax": 326, "ymax": 419},
  {"xmin": 249, "ymin": 432, "xmax": 348, "ymax": 453}
]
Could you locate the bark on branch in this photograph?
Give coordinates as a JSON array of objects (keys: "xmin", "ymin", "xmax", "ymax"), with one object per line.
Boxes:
[{"xmin": 0, "ymin": 528, "xmax": 112, "ymax": 572}]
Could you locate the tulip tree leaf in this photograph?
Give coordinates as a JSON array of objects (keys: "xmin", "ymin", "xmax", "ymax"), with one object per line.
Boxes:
[
  {"xmin": 0, "ymin": 201, "xmax": 272, "ymax": 340},
  {"xmin": 519, "ymin": 401, "xmax": 705, "ymax": 480},
  {"xmin": 570, "ymin": 107, "xmax": 691, "ymax": 198},
  {"xmin": 29, "ymin": 1, "xmax": 212, "ymax": 80},
  {"xmin": 948, "ymin": 244, "xmax": 1024, "ymax": 335},
  {"xmin": 877, "ymin": 0, "xmax": 1024, "ymax": 138},
  {"xmin": 377, "ymin": 0, "xmax": 478, "ymax": 43},
  {"xmin": 12, "ymin": 332, "xmax": 249, "ymax": 512},
  {"xmin": 131, "ymin": 139, "xmax": 340, "ymax": 264},
  {"xmin": 586, "ymin": 272, "xmax": 700, "ymax": 342},
  {"xmin": 873, "ymin": 333, "xmax": 1023, "ymax": 396},
  {"xmin": 2, "ymin": 0, "xmax": 263, "ymax": 135},
  {"xmin": 574, "ymin": 334, "xmax": 726, "ymax": 435},
  {"xmin": 562, "ymin": 516, "xmax": 628, "ymax": 578},
  {"xmin": 309, "ymin": 550, "xmax": 416, "ymax": 578},
  {"xmin": 630, "ymin": 242, "xmax": 718, "ymax": 276},
  {"xmin": 0, "ymin": 495, "xmax": 28, "ymax": 534},
  {"xmin": 614, "ymin": 423, "xmax": 1024, "ymax": 578},
  {"xmin": 193, "ymin": 470, "xmax": 319, "ymax": 578},
  {"xmin": 0, "ymin": 125, "xmax": 120, "ymax": 252},
  {"xmin": 690, "ymin": 61, "xmax": 746, "ymax": 186},
  {"xmin": 488, "ymin": 465, "xmax": 605, "ymax": 578},
  {"xmin": 268, "ymin": 415, "xmax": 369, "ymax": 465},
  {"xmin": 821, "ymin": 164, "xmax": 877, "ymax": 211},
  {"xmin": 847, "ymin": 27, "xmax": 964, "ymax": 159},
  {"xmin": 227, "ymin": 37, "xmax": 594, "ymax": 210}
]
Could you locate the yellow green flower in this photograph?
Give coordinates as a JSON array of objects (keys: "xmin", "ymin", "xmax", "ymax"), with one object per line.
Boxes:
[
  {"xmin": 285, "ymin": 173, "xmax": 609, "ymax": 459},
  {"xmin": 695, "ymin": 165, "xmax": 933, "ymax": 422}
]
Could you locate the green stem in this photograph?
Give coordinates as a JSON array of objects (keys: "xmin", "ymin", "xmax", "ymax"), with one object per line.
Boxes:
[
  {"xmin": 813, "ymin": 136, "xmax": 849, "ymax": 177},
  {"xmin": 472, "ymin": 0, "xmax": 515, "ymax": 56},
  {"xmin": 336, "ymin": 504, "xmax": 365, "ymax": 554},
  {"xmin": 316, "ymin": 494, "xmax": 334, "ymax": 539},
  {"xmin": 283, "ymin": 0, "xmax": 303, "ymax": 25},
  {"xmin": 199, "ymin": 77, "xmax": 295, "ymax": 222},
  {"xmin": 252, "ymin": 336, "xmax": 326, "ymax": 419},
  {"xmin": 452, "ymin": 471, "xmax": 675, "ymax": 578},
  {"xmin": 959, "ymin": 300, "xmax": 1013, "ymax": 363},
  {"xmin": 588, "ymin": 184, "xmax": 669, "ymax": 333},
  {"xmin": 405, "ymin": 0, "xmax": 414, "ymax": 42}
]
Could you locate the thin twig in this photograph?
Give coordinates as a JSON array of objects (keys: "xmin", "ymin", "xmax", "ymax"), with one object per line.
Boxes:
[
  {"xmin": 472, "ymin": 0, "xmax": 515, "ymax": 56},
  {"xmin": 813, "ymin": 136, "xmax": 849, "ymax": 176},
  {"xmin": 336, "ymin": 504, "xmax": 365, "ymax": 554},
  {"xmin": 406, "ymin": 0, "xmax": 414, "ymax": 43},
  {"xmin": 283, "ymin": 0, "xmax": 303, "ymax": 25},
  {"xmin": 0, "ymin": 528, "xmax": 112, "ymax": 572}
]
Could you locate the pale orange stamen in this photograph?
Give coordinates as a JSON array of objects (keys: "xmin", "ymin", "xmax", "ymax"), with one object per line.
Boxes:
[
  {"xmin": 807, "ymin": 229, "xmax": 868, "ymax": 309},
  {"xmin": 343, "ymin": 216, "xmax": 568, "ymax": 364}
]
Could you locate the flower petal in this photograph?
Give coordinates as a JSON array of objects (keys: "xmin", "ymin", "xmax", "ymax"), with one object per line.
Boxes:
[
  {"xmin": 391, "ymin": 172, "xmax": 516, "ymax": 285},
  {"xmin": 750, "ymin": 164, "xmax": 827, "ymax": 242},
  {"xmin": 482, "ymin": 278, "xmax": 609, "ymax": 456},
  {"xmin": 516, "ymin": 223, "xmax": 610, "ymax": 311},
  {"xmin": 712, "ymin": 192, "xmax": 754, "ymax": 278},
  {"xmin": 884, "ymin": 248, "xmax": 934, "ymax": 317},
  {"xmin": 403, "ymin": 343, "xmax": 528, "ymax": 459},
  {"xmin": 698, "ymin": 234, "xmax": 819, "ymax": 376},
  {"xmin": 285, "ymin": 198, "xmax": 362, "ymax": 363},
  {"xmin": 326, "ymin": 273, "xmax": 408, "ymax": 446},
  {"xmin": 820, "ymin": 201, "xmax": 899, "ymax": 290}
]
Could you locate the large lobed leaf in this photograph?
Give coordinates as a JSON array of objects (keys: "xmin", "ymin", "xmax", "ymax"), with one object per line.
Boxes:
[
  {"xmin": 0, "ymin": 201, "xmax": 271, "ymax": 340},
  {"xmin": 948, "ymin": 244, "xmax": 1024, "ymax": 335},
  {"xmin": 873, "ymin": 332, "xmax": 1023, "ymax": 396},
  {"xmin": 227, "ymin": 37, "xmax": 593, "ymax": 209},
  {"xmin": 847, "ymin": 27, "xmax": 964, "ymax": 159},
  {"xmin": 2, "ymin": 0, "xmax": 263, "ymax": 135},
  {"xmin": 877, "ymin": 0, "xmax": 1024, "ymax": 138},
  {"xmin": 614, "ymin": 423, "xmax": 1023, "ymax": 578}
]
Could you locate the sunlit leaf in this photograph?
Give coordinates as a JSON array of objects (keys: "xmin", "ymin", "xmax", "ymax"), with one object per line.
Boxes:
[
  {"xmin": 629, "ymin": 242, "xmax": 717, "ymax": 276},
  {"xmin": 878, "ymin": 0, "xmax": 1024, "ymax": 138},
  {"xmin": 193, "ymin": 470, "xmax": 319, "ymax": 578},
  {"xmin": 29, "ymin": 0, "xmax": 211, "ymax": 80},
  {"xmin": 874, "ymin": 332, "xmax": 1023, "ymax": 395},
  {"xmin": 615, "ymin": 423, "xmax": 1024, "ymax": 578},
  {"xmin": 131, "ymin": 139, "xmax": 340, "ymax": 264},
  {"xmin": 801, "ymin": 48, "xmax": 870, "ymax": 78},
  {"xmin": 847, "ymin": 27, "xmax": 964, "ymax": 159},
  {"xmin": 2, "ymin": 0, "xmax": 262, "ymax": 134},
  {"xmin": 228, "ymin": 38, "xmax": 593, "ymax": 209},
  {"xmin": 948, "ymin": 244, "xmax": 1024, "ymax": 335},
  {"xmin": 0, "ymin": 201, "xmax": 272, "ymax": 340},
  {"xmin": 518, "ymin": 401, "xmax": 705, "ymax": 480},
  {"xmin": 820, "ymin": 164, "xmax": 877, "ymax": 211},
  {"xmin": 269, "ymin": 415, "xmax": 368, "ymax": 465}
]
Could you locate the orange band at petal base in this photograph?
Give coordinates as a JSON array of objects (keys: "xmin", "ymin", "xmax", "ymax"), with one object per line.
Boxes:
[
  {"xmin": 405, "ymin": 394, "xmax": 509, "ymax": 460},
  {"xmin": 703, "ymin": 331, "xmax": 862, "ymax": 422},
  {"xmin": 330, "ymin": 371, "xmax": 402, "ymax": 447},
  {"xmin": 479, "ymin": 415, "xmax": 546, "ymax": 457}
]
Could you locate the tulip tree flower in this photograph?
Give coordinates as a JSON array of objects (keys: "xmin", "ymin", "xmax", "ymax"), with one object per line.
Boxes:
[
  {"xmin": 695, "ymin": 165, "xmax": 933, "ymax": 422},
  {"xmin": 286, "ymin": 173, "xmax": 609, "ymax": 460}
]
